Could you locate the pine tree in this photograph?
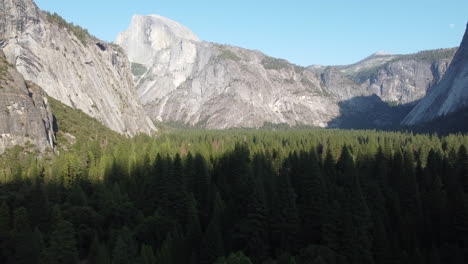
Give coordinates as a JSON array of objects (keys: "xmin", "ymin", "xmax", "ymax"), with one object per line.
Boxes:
[
  {"xmin": 398, "ymin": 149, "xmax": 423, "ymax": 251},
  {"xmin": 276, "ymin": 253, "xmax": 296, "ymax": 264},
  {"xmin": 61, "ymin": 154, "xmax": 82, "ymax": 189},
  {"xmin": 457, "ymin": 145, "xmax": 468, "ymax": 193},
  {"xmin": 296, "ymin": 149, "xmax": 327, "ymax": 246},
  {"xmin": 0, "ymin": 201, "xmax": 12, "ymax": 262},
  {"xmin": 154, "ymin": 231, "xmax": 187, "ymax": 264},
  {"xmin": 192, "ymin": 153, "xmax": 211, "ymax": 226},
  {"xmin": 50, "ymin": 204, "xmax": 64, "ymax": 228},
  {"xmin": 29, "ymin": 179, "xmax": 51, "ymax": 233},
  {"xmin": 200, "ymin": 191, "xmax": 225, "ymax": 264},
  {"xmin": 32, "ymin": 227, "xmax": 45, "ymax": 264},
  {"xmin": 112, "ymin": 236, "xmax": 130, "ymax": 264},
  {"xmin": 45, "ymin": 220, "xmax": 78, "ymax": 264},
  {"xmin": 372, "ymin": 216, "xmax": 392, "ymax": 264},
  {"xmin": 336, "ymin": 146, "xmax": 374, "ymax": 264},
  {"xmin": 222, "ymin": 144, "xmax": 253, "ymax": 230},
  {"xmin": 271, "ymin": 163, "xmax": 299, "ymax": 254},
  {"xmin": 323, "ymin": 200, "xmax": 342, "ymax": 252},
  {"xmin": 236, "ymin": 173, "xmax": 268, "ymax": 262},
  {"xmin": 13, "ymin": 207, "xmax": 42, "ymax": 264},
  {"xmin": 166, "ymin": 154, "xmax": 190, "ymax": 228},
  {"xmin": 88, "ymin": 234, "xmax": 101, "ymax": 264},
  {"xmin": 88, "ymin": 234, "xmax": 110, "ymax": 264},
  {"xmin": 215, "ymin": 252, "xmax": 253, "ymax": 264},
  {"xmin": 373, "ymin": 146, "xmax": 389, "ymax": 185},
  {"xmin": 425, "ymin": 172, "xmax": 447, "ymax": 245},
  {"xmin": 323, "ymin": 147, "xmax": 337, "ymax": 185},
  {"xmin": 98, "ymin": 243, "xmax": 111, "ymax": 264},
  {"xmin": 66, "ymin": 185, "xmax": 88, "ymax": 206},
  {"xmin": 186, "ymin": 193, "xmax": 202, "ymax": 262},
  {"xmin": 446, "ymin": 165, "xmax": 468, "ymax": 249},
  {"xmin": 140, "ymin": 244, "xmax": 156, "ymax": 264}
]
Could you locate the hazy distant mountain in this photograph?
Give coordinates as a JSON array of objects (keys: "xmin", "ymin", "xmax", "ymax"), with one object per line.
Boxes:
[
  {"xmin": 310, "ymin": 48, "xmax": 456, "ymax": 104},
  {"xmin": 308, "ymin": 51, "xmax": 399, "ymax": 76}
]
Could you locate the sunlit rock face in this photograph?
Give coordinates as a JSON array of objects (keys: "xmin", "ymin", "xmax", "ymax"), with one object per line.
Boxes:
[
  {"xmin": 117, "ymin": 15, "xmax": 342, "ymax": 129},
  {"xmin": 117, "ymin": 14, "xmax": 455, "ymax": 129},
  {"xmin": 0, "ymin": 50, "xmax": 54, "ymax": 153},
  {"xmin": 0, "ymin": 0, "xmax": 156, "ymax": 136},
  {"xmin": 403, "ymin": 24, "xmax": 468, "ymax": 125}
]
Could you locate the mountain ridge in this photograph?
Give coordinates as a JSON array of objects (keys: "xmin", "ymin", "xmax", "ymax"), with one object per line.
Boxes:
[
  {"xmin": 116, "ymin": 14, "xmax": 456, "ymax": 129},
  {"xmin": 1, "ymin": 1, "xmax": 465, "ymax": 137}
]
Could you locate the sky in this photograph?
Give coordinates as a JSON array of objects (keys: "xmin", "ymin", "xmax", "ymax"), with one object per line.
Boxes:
[{"xmin": 34, "ymin": 0, "xmax": 468, "ymax": 66}]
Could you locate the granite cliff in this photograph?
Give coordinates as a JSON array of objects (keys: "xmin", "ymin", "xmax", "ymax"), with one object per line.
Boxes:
[
  {"xmin": 403, "ymin": 24, "xmax": 468, "ymax": 125},
  {"xmin": 0, "ymin": 50, "xmax": 54, "ymax": 153},
  {"xmin": 1, "ymin": 1, "xmax": 463, "ymax": 135},
  {"xmin": 117, "ymin": 15, "xmax": 455, "ymax": 129},
  {"xmin": 116, "ymin": 15, "xmax": 339, "ymax": 129},
  {"xmin": 0, "ymin": 0, "xmax": 156, "ymax": 136}
]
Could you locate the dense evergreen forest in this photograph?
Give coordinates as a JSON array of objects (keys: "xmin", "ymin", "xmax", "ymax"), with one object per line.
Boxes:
[{"xmin": 0, "ymin": 129, "xmax": 468, "ymax": 264}]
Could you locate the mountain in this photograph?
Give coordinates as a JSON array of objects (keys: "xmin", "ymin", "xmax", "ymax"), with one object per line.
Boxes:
[
  {"xmin": 310, "ymin": 48, "xmax": 456, "ymax": 105},
  {"xmin": 403, "ymin": 23, "xmax": 468, "ymax": 125},
  {"xmin": 360, "ymin": 48, "xmax": 456, "ymax": 104},
  {"xmin": 116, "ymin": 15, "xmax": 456, "ymax": 129},
  {"xmin": 308, "ymin": 52, "xmax": 399, "ymax": 76},
  {"xmin": 116, "ymin": 15, "xmax": 340, "ymax": 129},
  {"xmin": 0, "ymin": 0, "xmax": 156, "ymax": 136},
  {"xmin": 0, "ymin": 1, "xmax": 462, "ymax": 134},
  {"xmin": 0, "ymin": 50, "xmax": 54, "ymax": 153}
]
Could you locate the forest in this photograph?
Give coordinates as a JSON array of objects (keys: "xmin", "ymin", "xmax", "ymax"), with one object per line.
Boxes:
[{"xmin": 0, "ymin": 128, "xmax": 467, "ymax": 264}]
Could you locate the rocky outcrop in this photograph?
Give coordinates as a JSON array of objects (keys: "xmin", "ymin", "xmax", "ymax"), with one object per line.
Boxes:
[
  {"xmin": 0, "ymin": 50, "xmax": 54, "ymax": 153},
  {"xmin": 116, "ymin": 15, "xmax": 456, "ymax": 129},
  {"xmin": 403, "ymin": 24, "xmax": 468, "ymax": 125},
  {"xmin": 0, "ymin": 0, "xmax": 156, "ymax": 136},
  {"xmin": 311, "ymin": 49, "xmax": 455, "ymax": 105},
  {"xmin": 362, "ymin": 50, "xmax": 454, "ymax": 104},
  {"xmin": 116, "ymin": 15, "xmax": 339, "ymax": 129}
]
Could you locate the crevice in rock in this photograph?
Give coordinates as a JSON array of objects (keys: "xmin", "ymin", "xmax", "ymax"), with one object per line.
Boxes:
[{"xmin": 96, "ymin": 42, "xmax": 106, "ymax": 51}]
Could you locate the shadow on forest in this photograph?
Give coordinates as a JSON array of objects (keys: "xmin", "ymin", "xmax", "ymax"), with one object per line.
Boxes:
[
  {"xmin": 404, "ymin": 106, "xmax": 468, "ymax": 135},
  {"xmin": 327, "ymin": 95, "xmax": 417, "ymax": 130}
]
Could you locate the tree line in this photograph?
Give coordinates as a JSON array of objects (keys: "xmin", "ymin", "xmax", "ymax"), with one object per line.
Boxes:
[{"xmin": 0, "ymin": 129, "xmax": 467, "ymax": 263}]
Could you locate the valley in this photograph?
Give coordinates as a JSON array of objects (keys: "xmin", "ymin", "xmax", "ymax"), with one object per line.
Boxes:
[{"xmin": 0, "ymin": 0, "xmax": 467, "ymax": 263}]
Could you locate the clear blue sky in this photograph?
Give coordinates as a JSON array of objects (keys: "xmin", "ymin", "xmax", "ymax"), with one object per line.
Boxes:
[{"xmin": 34, "ymin": 0, "xmax": 467, "ymax": 66}]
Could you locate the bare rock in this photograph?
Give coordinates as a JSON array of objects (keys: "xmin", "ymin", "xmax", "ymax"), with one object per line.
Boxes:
[{"xmin": 0, "ymin": 0, "xmax": 156, "ymax": 136}]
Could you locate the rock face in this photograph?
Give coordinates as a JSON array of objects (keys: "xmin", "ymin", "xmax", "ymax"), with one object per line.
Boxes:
[
  {"xmin": 117, "ymin": 15, "xmax": 455, "ymax": 129},
  {"xmin": 311, "ymin": 49, "xmax": 455, "ymax": 105},
  {"xmin": 0, "ymin": 50, "xmax": 54, "ymax": 153},
  {"xmin": 116, "ymin": 15, "xmax": 199, "ymax": 67},
  {"xmin": 360, "ymin": 50, "xmax": 454, "ymax": 104},
  {"xmin": 116, "ymin": 15, "xmax": 339, "ymax": 128},
  {"xmin": 0, "ymin": 0, "xmax": 156, "ymax": 136},
  {"xmin": 403, "ymin": 24, "xmax": 468, "ymax": 125}
]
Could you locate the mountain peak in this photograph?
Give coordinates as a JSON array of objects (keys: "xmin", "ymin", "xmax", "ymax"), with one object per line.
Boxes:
[
  {"xmin": 116, "ymin": 14, "xmax": 199, "ymax": 66},
  {"xmin": 132, "ymin": 14, "xmax": 199, "ymax": 42},
  {"xmin": 372, "ymin": 51, "xmax": 390, "ymax": 56}
]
